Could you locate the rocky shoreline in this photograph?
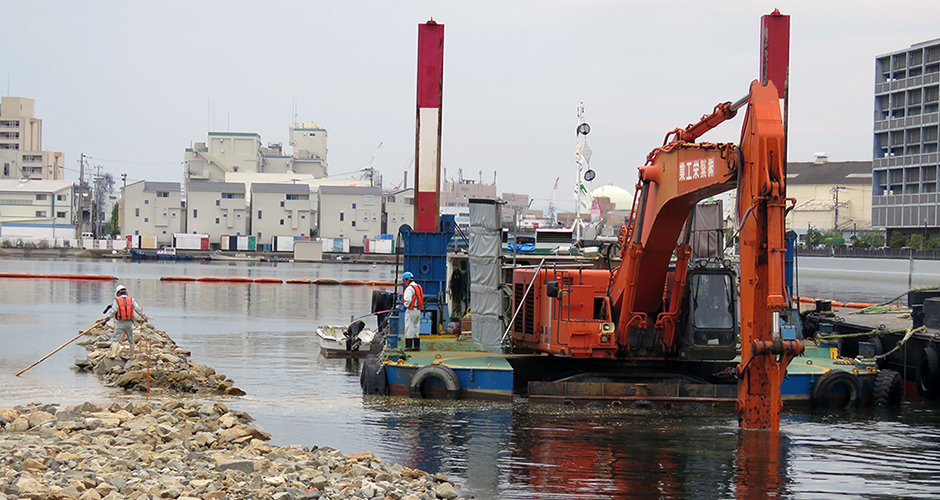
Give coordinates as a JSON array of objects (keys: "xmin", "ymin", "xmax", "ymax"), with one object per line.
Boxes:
[
  {"xmin": 1, "ymin": 321, "xmax": 460, "ymax": 499},
  {"xmin": 0, "ymin": 399, "xmax": 460, "ymax": 500},
  {"xmin": 74, "ymin": 320, "xmax": 247, "ymax": 397}
]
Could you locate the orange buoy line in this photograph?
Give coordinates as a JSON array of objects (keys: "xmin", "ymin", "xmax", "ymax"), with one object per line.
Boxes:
[
  {"xmin": 794, "ymin": 297, "xmax": 908, "ymax": 310},
  {"xmin": 159, "ymin": 276, "xmax": 394, "ymax": 287},
  {"xmin": 0, "ymin": 273, "xmax": 116, "ymax": 281}
]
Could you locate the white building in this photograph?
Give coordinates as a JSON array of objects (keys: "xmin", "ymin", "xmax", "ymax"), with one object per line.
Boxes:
[
  {"xmin": 383, "ymin": 188, "xmax": 414, "ymax": 234},
  {"xmin": 318, "ymin": 186, "xmax": 383, "ymax": 244},
  {"xmin": 0, "ymin": 179, "xmax": 74, "ymax": 240},
  {"xmin": 185, "ymin": 181, "xmax": 248, "ymax": 240},
  {"xmin": 121, "ymin": 181, "xmax": 183, "ymax": 245},
  {"xmin": 0, "ymin": 97, "xmax": 65, "ymax": 181},
  {"xmin": 250, "ymin": 183, "xmax": 312, "ymax": 243}
]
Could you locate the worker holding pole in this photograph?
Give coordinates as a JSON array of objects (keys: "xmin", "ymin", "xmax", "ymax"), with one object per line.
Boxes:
[{"xmin": 105, "ymin": 284, "xmax": 146, "ymax": 356}]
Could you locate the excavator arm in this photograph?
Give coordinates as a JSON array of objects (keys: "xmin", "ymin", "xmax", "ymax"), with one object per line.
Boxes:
[{"xmin": 609, "ymin": 80, "xmax": 802, "ymax": 429}]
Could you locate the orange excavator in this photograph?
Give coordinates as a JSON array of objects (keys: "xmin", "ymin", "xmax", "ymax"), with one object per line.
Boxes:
[{"xmin": 511, "ymin": 80, "xmax": 803, "ymax": 430}]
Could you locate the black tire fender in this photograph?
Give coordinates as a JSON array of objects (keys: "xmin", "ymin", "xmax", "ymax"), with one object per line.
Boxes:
[
  {"xmin": 360, "ymin": 355, "xmax": 388, "ymax": 396},
  {"xmin": 872, "ymin": 369, "xmax": 902, "ymax": 407},
  {"xmin": 409, "ymin": 364, "xmax": 461, "ymax": 400},
  {"xmin": 915, "ymin": 347, "xmax": 940, "ymax": 399},
  {"xmin": 870, "ymin": 336, "xmax": 887, "ymax": 369},
  {"xmin": 811, "ymin": 369, "xmax": 860, "ymax": 410}
]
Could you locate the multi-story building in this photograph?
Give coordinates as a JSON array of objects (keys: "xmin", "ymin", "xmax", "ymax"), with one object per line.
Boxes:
[
  {"xmin": 0, "ymin": 97, "xmax": 65, "ymax": 181},
  {"xmin": 872, "ymin": 38, "xmax": 940, "ymax": 241},
  {"xmin": 184, "ymin": 122, "xmax": 328, "ymax": 183},
  {"xmin": 318, "ymin": 186, "xmax": 383, "ymax": 243},
  {"xmin": 250, "ymin": 183, "xmax": 312, "ymax": 242},
  {"xmin": 441, "ymin": 179, "xmax": 496, "ymax": 207},
  {"xmin": 0, "ymin": 179, "xmax": 74, "ymax": 239},
  {"xmin": 121, "ymin": 181, "xmax": 183, "ymax": 245},
  {"xmin": 185, "ymin": 181, "xmax": 248, "ymax": 239},
  {"xmin": 383, "ymin": 188, "xmax": 415, "ymax": 234}
]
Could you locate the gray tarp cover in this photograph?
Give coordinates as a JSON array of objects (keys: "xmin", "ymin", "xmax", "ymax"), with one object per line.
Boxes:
[{"xmin": 469, "ymin": 201, "xmax": 504, "ymax": 353}]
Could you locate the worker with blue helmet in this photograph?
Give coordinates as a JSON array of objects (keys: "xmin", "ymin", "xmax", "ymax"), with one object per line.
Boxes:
[{"xmin": 401, "ymin": 271, "xmax": 423, "ymax": 351}]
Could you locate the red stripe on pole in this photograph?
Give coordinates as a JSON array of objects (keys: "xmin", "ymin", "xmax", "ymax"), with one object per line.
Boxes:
[
  {"xmin": 760, "ymin": 10, "xmax": 789, "ymax": 100},
  {"xmin": 415, "ymin": 191, "xmax": 439, "ymax": 232},
  {"xmin": 417, "ymin": 21, "xmax": 444, "ymax": 109}
]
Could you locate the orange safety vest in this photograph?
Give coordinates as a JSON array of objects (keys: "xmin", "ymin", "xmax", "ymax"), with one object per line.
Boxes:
[
  {"xmin": 407, "ymin": 283, "xmax": 424, "ymax": 310},
  {"xmin": 115, "ymin": 295, "xmax": 135, "ymax": 321}
]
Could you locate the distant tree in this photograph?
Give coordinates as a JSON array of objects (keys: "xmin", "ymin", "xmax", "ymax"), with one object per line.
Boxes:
[
  {"xmin": 803, "ymin": 228, "xmax": 824, "ymax": 248},
  {"xmin": 850, "ymin": 231, "xmax": 885, "ymax": 249},
  {"xmin": 109, "ymin": 204, "xmax": 120, "ymax": 237},
  {"xmin": 889, "ymin": 232, "xmax": 910, "ymax": 249},
  {"xmin": 821, "ymin": 230, "xmax": 846, "ymax": 248},
  {"xmin": 927, "ymin": 236, "xmax": 940, "ymax": 249},
  {"xmin": 909, "ymin": 234, "xmax": 925, "ymax": 250}
]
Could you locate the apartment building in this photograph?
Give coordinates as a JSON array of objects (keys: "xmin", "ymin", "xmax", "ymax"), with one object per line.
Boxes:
[
  {"xmin": 441, "ymin": 179, "xmax": 497, "ymax": 207},
  {"xmin": 0, "ymin": 179, "xmax": 74, "ymax": 239},
  {"xmin": 121, "ymin": 181, "xmax": 183, "ymax": 245},
  {"xmin": 872, "ymin": 38, "xmax": 940, "ymax": 240},
  {"xmin": 250, "ymin": 183, "xmax": 312, "ymax": 241},
  {"xmin": 318, "ymin": 186, "xmax": 383, "ymax": 241},
  {"xmin": 383, "ymin": 188, "xmax": 415, "ymax": 234},
  {"xmin": 186, "ymin": 181, "xmax": 248, "ymax": 239},
  {"xmin": 0, "ymin": 97, "xmax": 65, "ymax": 181}
]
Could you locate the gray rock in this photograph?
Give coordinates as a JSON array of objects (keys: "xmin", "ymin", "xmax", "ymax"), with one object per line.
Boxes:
[{"xmin": 216, "ymin": 459, "xmax": 254, "ymax": 474}]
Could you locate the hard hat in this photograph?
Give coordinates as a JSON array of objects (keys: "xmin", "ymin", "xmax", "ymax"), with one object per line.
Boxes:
[
  {"xmin": 115, "ymin": 285, "xmax": 127, "ymax": 296},
  {"xmin": 402, "ymin": 271, "xmax": 414, "ymax": 280}
]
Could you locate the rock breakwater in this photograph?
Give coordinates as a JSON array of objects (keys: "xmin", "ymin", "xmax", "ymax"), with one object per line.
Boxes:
[
  {"xmin": 74, "ymin": 321, "xmax": 246, "ymax": 397},
  {"xmin": 0, "ymin": 399, "xmax": 461, "ymax": 500}
]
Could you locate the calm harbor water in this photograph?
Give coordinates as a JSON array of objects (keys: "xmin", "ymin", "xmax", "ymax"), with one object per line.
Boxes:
[{"xmin": 2, "ymin": 256, "xmax": 940, "ymax": 499}]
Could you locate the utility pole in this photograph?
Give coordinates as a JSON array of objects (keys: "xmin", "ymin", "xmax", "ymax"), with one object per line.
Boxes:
[
  {"xmin": 831, "ymin": 186, "xmax": 846, "ymax": 230},
  {"xmin": 78, "ymin": 154, "xmax": 85, "ymax": 233}
]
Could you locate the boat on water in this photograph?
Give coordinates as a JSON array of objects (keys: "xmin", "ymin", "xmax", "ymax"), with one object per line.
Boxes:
[
  {"xmin": 129, "ymin": 248, "xmax": 195, "ymax": 261},
  {"xmin": 209, "ymin": 251, "xmax": 261, "ymax": 262},
  {"xmin": 317, "ymin": 321, "xmax": 376, "ymax": 358}
]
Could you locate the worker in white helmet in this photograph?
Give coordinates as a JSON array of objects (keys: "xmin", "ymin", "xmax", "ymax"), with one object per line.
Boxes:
[
  {"xmin": 401, "ymin": 271, "xmax": 424, "ymax": 351},
  {"xmin": 104, "ymin": 284, "xmax": 146, "ymax": 356}
]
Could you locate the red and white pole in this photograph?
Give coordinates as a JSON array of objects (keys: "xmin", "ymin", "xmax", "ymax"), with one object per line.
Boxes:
[
  {"xmin": 760, "ymin": 9, "xmax": 790, "ymax": 163},
  {"xmin": 414, "ymin": 19, "xmax": 444, "ymax": 232}
]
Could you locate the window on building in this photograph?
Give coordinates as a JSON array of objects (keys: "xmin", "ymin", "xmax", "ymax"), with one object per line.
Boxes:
[
  {"xmin": 145, "ymin": 200, "xmax": 149, "ymax": 204},
  {"xmin": 352, "ymin": 202, "xmax": 357, "ymax": 209},
  {"xmin": 35, "ymin": 210, "xmax": 46, "ymax": 217},
  {"xmin": 286, "ymin": 194, "xmax": 300, "ymax": 200},
  {"xmin": 216, "ymin": 200, "xmax": 220, "ymax": 206},
  {"xmin": 340, "ymin": 212, "xmax": 344, "ymax": 221},
  {"xmin": 215, "ymin": 218, "xmax": 220, "ymax": 224},
  {"xmin": 162, "ymin": 212, "xmax": 167, "ymax": 217},
  {"xmin": 280, "ymin": 201, "xmax": 285, "ymax": 207},
  {"xmin": 135, "ymin": 230, "xmax": 139, "ymax": 235},
  {"xmin": 57, "ymin": 194, "xmax": 66, "ymax": 201},
  {"xmin": 193, "ymin": 209, "xmax": 198, "ymax": 218},
  {"xmin": 236, "ymin": 213, "xmax": 241, "ymax": 218},
  {"xmin": 352, "ymin": 221, "xmax": 356, "ymax": 227},
  {"xmin": 36, "ymin": 194, "xmax": 47, "ymax": 201},
  {"xmin": 2, "ymin": 163, "xmax": 7, "ymax": 176},
  {"xmin": 144, "ymin": 218, "xmax": 149, "ymax": 222},
  {"xmin": 287, "ymin": 214, "xmax": 291, "ymax": 219},
  {"xmin": 257, "ymin": 210, "xmax": 262, "ymax": 219},
  {"xmin": 405, "ymin": 197, "xmax": 415, "ymax": 206},
  {"xmin": 135, "ymin": 208, "xmax": 140, "ymax": 217},
  {"xmin": 222, "ymin": 193, "xmax": 235, "ymax": 199},
  {"xmin": 280, "ymin": 219, "xmax": 284, "ymax": 225},
  {"xmin": 301, "ymin": 215, "xmax": 305, "ymax": 219},
  {"xmin": 57, "ymin": 211, "xmax": 66, "ymax": 218},
  {"xmin": 223, "ymin": 213, "xmax": 227, "ymax": 217},
  {"xmin": 156, "ymin": 192, "xmax": 169, "ymax": 198}
]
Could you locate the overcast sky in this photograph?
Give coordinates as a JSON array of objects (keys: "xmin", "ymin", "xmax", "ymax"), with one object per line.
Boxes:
[{"xmin": 6, "ymin": 1, "xmax": 940, "ymax": 212}]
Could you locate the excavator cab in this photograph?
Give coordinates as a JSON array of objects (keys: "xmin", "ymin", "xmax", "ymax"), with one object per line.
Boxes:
[{"xmin": 681, "ymin": 264, "xmax": 738, "ymax": 360}]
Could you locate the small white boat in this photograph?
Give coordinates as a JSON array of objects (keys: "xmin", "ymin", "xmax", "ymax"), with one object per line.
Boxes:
[
  {"xmin": 209, "ymin": 251, "xmax": 262, "ymax": 262},
  {"xmin": 317, "ymin": 321, "xmax": 377, "ymax": 357}
]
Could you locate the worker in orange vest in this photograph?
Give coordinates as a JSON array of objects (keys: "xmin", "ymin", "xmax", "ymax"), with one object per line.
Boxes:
[
  {"xmin": 402, "ymin": 271, "xmax": 423, "ymax": 351},
  {"xmin": 105, "ymin": 284, "xmax": 146, "ymax": 356}
]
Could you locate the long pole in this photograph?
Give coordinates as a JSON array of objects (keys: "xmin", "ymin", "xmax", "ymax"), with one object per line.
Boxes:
[{"xmin": 15, "ymin": 318, "xmax": 107, "ymax": 377}]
